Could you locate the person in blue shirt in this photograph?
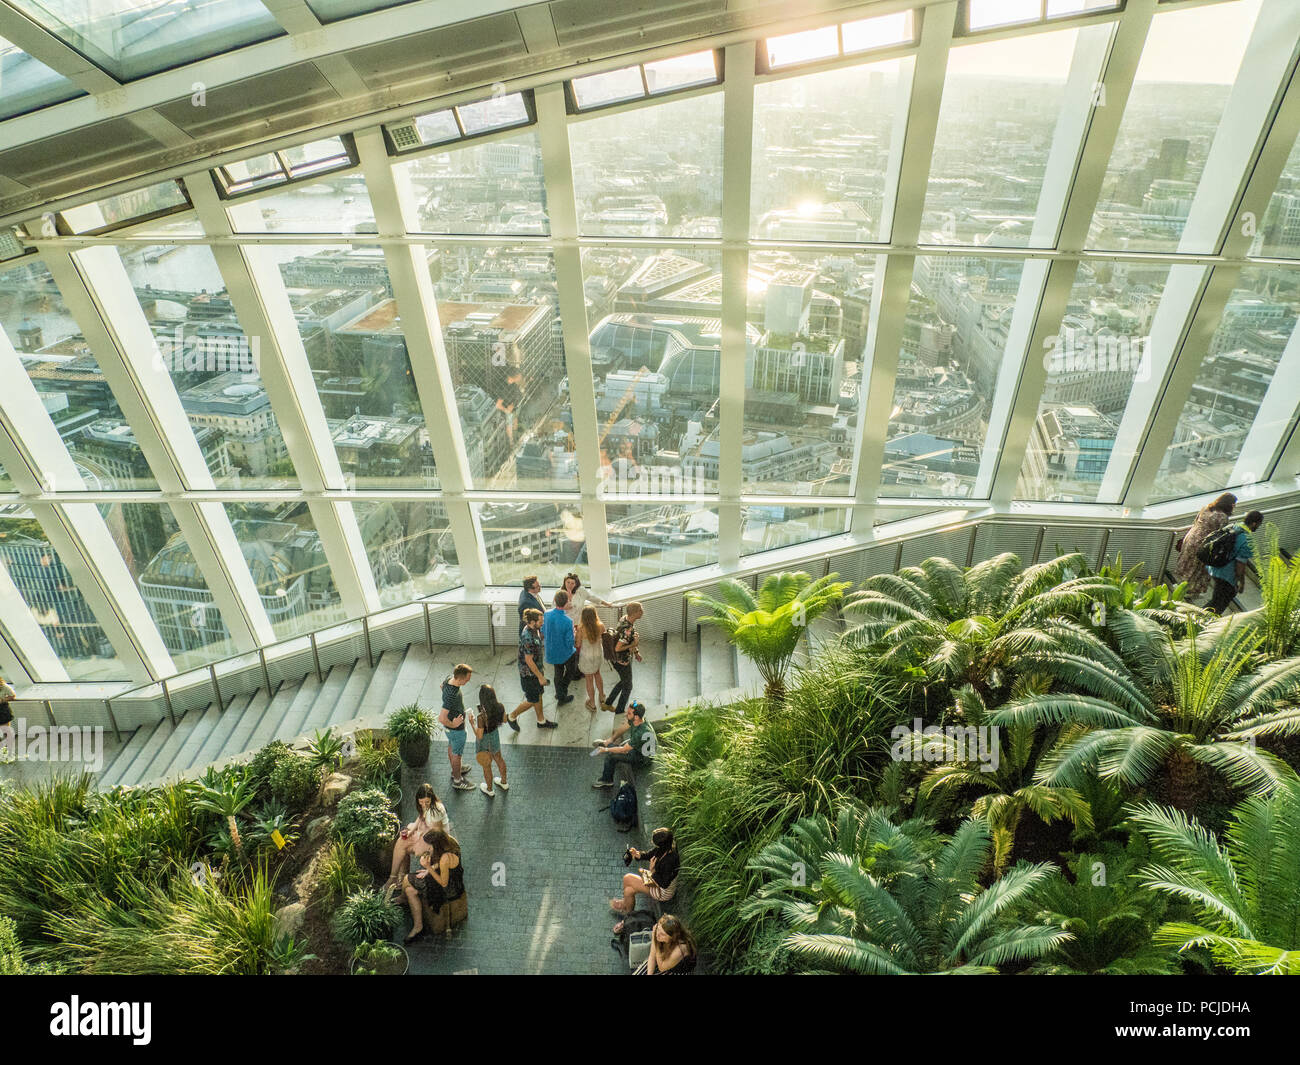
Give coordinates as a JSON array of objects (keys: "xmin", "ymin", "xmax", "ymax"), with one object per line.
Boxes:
[
  {"xmin": 543, "ymin": 590, "xmax": 578, "ymax": 706},
  {"xmin": 1206, "ymin": 509, "xmax": 1263, "ymax": 614},
  {"xmin": 518, "ymin": 575, "xmax": 544, "ymax": 626}
]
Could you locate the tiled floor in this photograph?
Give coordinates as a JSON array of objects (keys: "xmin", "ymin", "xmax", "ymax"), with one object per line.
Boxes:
[{"xmin": 394, "ymin": 743, "xmax": 652, "ymax": 975}]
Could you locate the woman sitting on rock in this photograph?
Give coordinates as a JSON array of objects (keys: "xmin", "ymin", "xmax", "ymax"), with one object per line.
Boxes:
[
  {"xmin": 401, "ymin": 829, "xmax": 464, "ymax": 943},
  {"xmin": 386, "ymin": 783, "xmax": 449, "ymax": 888}
]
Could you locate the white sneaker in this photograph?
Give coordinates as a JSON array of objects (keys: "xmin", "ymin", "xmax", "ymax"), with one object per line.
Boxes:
[
  {"xmin": 479, "ymin": 783, "xmax": 495, "ymax": 797},
  {"xmin": 494, "ymin": 777, "xmax": 509, "ymax": 791}
]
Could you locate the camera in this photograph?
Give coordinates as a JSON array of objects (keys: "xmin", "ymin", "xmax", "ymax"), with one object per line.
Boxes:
[{"xmin": 623, "ymin": 846, "xmax": 635, "ymax": 867}]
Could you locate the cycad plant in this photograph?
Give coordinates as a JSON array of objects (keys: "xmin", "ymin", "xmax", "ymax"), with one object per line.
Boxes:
[
  {"xmin": 1131, "ymin": 785, "xmax": 1300, "ymax": 975},
  {"xmin": 908, "ymin": 685, "xmax": 1093, "ymax": 872},
  {"xmin": 687, "ymin": 571, "xmax": 850, "ymax": 702},
  {"xmin": 842, "ymin": 552, "xmax": 1122, "ymax": 703},
  {"xmin": 1241, "ymin": 523, "xmax": 1300, "ymax": 659},
  {"xmin": 990, "ymin": 618, "xmax": 1300, "ymax": 809},
  {"xmin": 1027, "ymin": 848, "xmax": 1178, "ymax": 975},
  {"xmin": 745, "ymin": 805, "xmax": 1068, "ymax": 974}
]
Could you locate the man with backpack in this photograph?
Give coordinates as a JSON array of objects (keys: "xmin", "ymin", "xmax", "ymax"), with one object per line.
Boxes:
[
  {"xmin": 592, "ymin": 701, "xmax": 655, "ymax": 789},
  {"xmin": 1203, "ymin": 509, "xmax": 1263, "ymax": 614}
]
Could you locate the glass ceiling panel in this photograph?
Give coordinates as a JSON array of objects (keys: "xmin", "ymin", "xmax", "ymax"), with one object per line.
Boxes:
[
  {"xmin": 427, "ymin": 245, "xmax": 574, "ymax": 493},
  {"xmin": 234, "ymin": 176, "xmax": 376, "ymax": 234},
  {"xmin": 1017, "ymin": 261, "xmax": 1172, "ymax": 503},
  {"xmin": 582, "ymin": 246, "xmax": 722, "ymax": 497},
  {"xmin": 922, "ymin": 25, "xmax": 1108, "ymax": 248},
  {"xmin": 1257, "ymin": 132, "xmax": 1300, "ymax": 259},
  {"xmin": 113, "ymin": 243, "xmax": 297, "ymax": 490},
  {"xmin": 273, "ymin": 245, "xmax": 429, "ymax": 490},
  {"xmin": 0, "ymin": 259, "xmax": 154, "ymax": 491},
  {"xmin": 742, "ymin": 249, "xmax": 873, "ymax": 498},
  {"xmin": 397, "ymin": 130, "xmax": 549, "ymax": 236},
  {"xmin": 0, "ymin": 508, "xmax": 129, "ymax": 680},
  {"xmin": 751, "ymin": 57, "xmax": 902, "ymax": 243},
  {"xmin": 1087, "ymin": 0, "xmax": 1263, "ymax": 253},
  {"xmin": 1150, "ymin": 266, "xmax": 1300, "ymax": 503},
  {"xmin": 6, "ymin": 0, "xmax": 285, "ymax": 81},
  {"xmin": 305, "ymin": 0, "xmax": 413, "ymax": 23},
  {"xmin": 0, "ymin": 33, "xmax": 83, "ymax": 119},
  {"xmin": 570, "ymin": 90, "xmax": 723, "ymax": 238}
]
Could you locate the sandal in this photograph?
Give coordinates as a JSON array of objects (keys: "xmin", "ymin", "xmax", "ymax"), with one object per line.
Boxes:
[
  {"xmin": 612, "ymin": 920, "xmax": 625, "ymax": 936},
  {"xmin": 585, "ymin": 700, "xmax": 596, "ymax": 710},
  {"xmin": 404, "ymin": 928, "xmax": 427, "ymax": 944}
]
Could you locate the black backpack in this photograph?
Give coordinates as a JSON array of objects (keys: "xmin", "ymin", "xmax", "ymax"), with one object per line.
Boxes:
[
  {"xmin": 1197, "ymin": 525, "xmax": 1240, "ymax": 569},
  {"xmin": 610, "ymin": 779, "xmax": 638, "ymax": 832},
  {"xmin": 609, "ymin": 909, "xmax": 655, "ymax": 963}
]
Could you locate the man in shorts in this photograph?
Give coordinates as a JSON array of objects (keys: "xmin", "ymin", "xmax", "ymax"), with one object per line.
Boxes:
[
  {"xmin": 440, "ymin": 664, "xmax": 475, "ymax": 790},
  {"xmin": 507, "ymin": 608, "xmax": 555, "ymax": 730}
]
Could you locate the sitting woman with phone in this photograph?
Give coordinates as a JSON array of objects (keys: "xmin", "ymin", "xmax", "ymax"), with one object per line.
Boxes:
[
  {"xmin": 386, "ymin": 783, "xmax": 449, "ymax": 888},
  {"xmin": 401, "ymin": 829, "xmax": 465, "ymax": 943},
  {"xmin": 610, "ymin": 827, "xmax": 680, "ymax": 934}
]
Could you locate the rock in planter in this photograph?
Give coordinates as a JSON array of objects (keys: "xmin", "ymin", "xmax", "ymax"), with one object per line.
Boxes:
[
  {"xmin": 321, "ymin": 773, "xmax": 353, "ymax": 807},
  {"xmin": 274, "ymin": 902, "xmax": 307, "ymax": 940},
  {"xmin": 306, "ymin": 815, "xmax": 332, "ymax": 844}
]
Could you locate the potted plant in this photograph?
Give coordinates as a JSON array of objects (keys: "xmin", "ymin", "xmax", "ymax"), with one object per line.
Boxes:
[
  {"xmin": 350, "ymin": 939, "xmax": 409, "ymax": 976},
  {"xmin": 331, "ymin": 787, "xmax": 400, "ymax": 876},
  {"xmin": 387, "ymin": 704, "xmax": 435, "ymax": 768},
  {"xmin": 330, "ymin": 889, "xmax": 402, "ymax": 950}
]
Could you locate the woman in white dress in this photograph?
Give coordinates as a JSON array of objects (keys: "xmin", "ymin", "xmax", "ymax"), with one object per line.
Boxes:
[
  {"xmin": 561, "ymin": 572, "xmax": 617, "ymax": 627},
  {"xmin": 575, "ymin": 605, "xmax": 608, "ymax": 711}
]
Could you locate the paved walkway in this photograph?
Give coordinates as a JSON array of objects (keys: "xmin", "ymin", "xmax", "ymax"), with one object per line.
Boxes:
[{"xmin": 395, "ymin": 742, "xmax": 651, "ymax": 975}]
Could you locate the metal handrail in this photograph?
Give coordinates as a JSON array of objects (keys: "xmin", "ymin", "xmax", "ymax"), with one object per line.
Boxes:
[{"xmin": 15, "ymin": 509, "xmax": 1292, "ymax": 727}]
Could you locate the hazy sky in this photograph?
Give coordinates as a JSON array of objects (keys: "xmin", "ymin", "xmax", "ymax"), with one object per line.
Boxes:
[{"xmin": 947, "ymin": 0, "xmax": 1263, "ymax": 83}]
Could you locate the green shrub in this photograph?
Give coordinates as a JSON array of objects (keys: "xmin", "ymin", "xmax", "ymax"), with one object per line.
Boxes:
[
  {"xmin": 318, "ymin": 841, "xmax": 370, "ymax": 909},
  {"xmin": 0, "ymin": 915, "xmax": 29, "ymax": 975},
  {"xmin": 308, "ymin": 728, "xmax": 345, "ymax": 771},
  {"xmin": 331, "ymin": 889, "xmax": 401, "ymax": 948},
  {"xmin": 331, "ymin": 787, "xmax": 399, "ymax": 854},
  {"xmin": 355, "ymin": 733, "xmax": 401, "ymax": 790},
  {"xmin": 269, "ymin": 756, "xmax": 322, "ymax": 812},
  {"xmin": 247, "ymin": 741, "xmax": 295, "ymax": 798},
  {"xmin": 386, "ymin": 704, "xmax": 434, "ymax": 744}
]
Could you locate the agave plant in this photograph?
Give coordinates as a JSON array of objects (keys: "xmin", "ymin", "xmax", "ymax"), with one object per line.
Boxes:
[
  {"xmin": 990, "ymin": 617, "xmax": 1300, "ymax": 809},
  {"xmin": 744, "ymin": 804, "xmax": 1069, "ymax": 974},
  {"xmin": 687, "ymin": 571, "xmax": 850, "ymax": 702},
  {"xmin": 307, "ymin": 728, "xmax": 345, "ymax": 772},
  {"xmin": 1130, "ymin": 786, "xmax": 1300, "ymax": 975},
  {"xmin": 842, "ymin": 552, "xmax": 1124, "ymax": 701},
  {"xmin": 194, "ymin": 773, "xmax": 256, "ymax": 863},
  {"xmin": 907, "ymin": 685, "xmax": 1093, "ymax": 872}
]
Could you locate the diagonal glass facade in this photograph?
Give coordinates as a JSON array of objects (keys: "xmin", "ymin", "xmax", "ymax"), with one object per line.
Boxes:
[{"xmin": 1, "ymin": 0, "xmax": 1300, "ymax": 685}]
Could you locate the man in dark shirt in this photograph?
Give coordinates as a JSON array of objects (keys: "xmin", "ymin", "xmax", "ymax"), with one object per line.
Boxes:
[
  {"xmin": 440, "ymin": 664, "xmax": 475, "ymax": 790},
  {"xmin": 603, "ymin": 601, "xmax": 643, "ymax": 714},
  {"xmin": 507, "ymin": 608, "xmax": 555, "ymax": 730},
  {"xmin": 592, "ymin": 700, "xmax": 655, "ymax": 788},
  {"xmin": 518, "ymin": 575, "xmax": 544, "ymax": 626}
]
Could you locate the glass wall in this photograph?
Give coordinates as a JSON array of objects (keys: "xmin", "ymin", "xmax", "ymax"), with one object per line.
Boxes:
[
  {"xmin": 1018, "ymin": 263, "xmax": 1171, "ymax": 502},
  {"xmin": 1151, "ymin": 266, "xmax": 1300, "ymax": 502},
  {"xmin": 0, "ymin": 259, "xmax": 157, "ymax": 491},
  {"xmin": 0, "ymin": 510, "xmax": 129, "ymax": 679},
  {"xmin": 741, "ymin": 506, "xmax": 848, "ymax": 556},
  {"xmin": 882, "ymin": 256, "xmax": 1025, "ymax": 499},
  {"xmin": 354, "ymin": 498, "xmax": 461, "ymax": 606},
  {"xmin": 607, "ymin": 503, "xmax": 718, "ymax": 584},
  {"xmin": 476, "ymin": 501, "xmax": 587, "ymax": 588},
  {"xmin": 1087, "ymin": 0, "xmax": 1263, "ymax": 253},
  {"xmin": 100, "ymin": 501, "xmax": 237, "ymax": 670},
  {"xmin": 751, "ymin": 58, "xmax": 901, "ymax": 243}
]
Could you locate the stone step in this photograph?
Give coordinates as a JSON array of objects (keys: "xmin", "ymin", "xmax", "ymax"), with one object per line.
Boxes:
[
  {"xmin": 134, "ymin": 701, "xmax": 218, "ymax": 785},
  {"xmin": 302, "ymin": 662, "xmax": 354, "ymax": 736},
  {"xmin": 358, "ymin": 649, "xmax": 403, "ymax": 717},
  {"xmin": 100, "ymin": 719, "xmax": 165, "ymax": 789},
  {"xmin": 328, "ymin": 658, "xmax": 375, "ymax": 728},
  {"xmin": 164, "ymin": 700, "xmax": 231, "ymax": 779},
  {"xmin": 219, "ymin": 687, "xmax": 277, "ymax": 762}
]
